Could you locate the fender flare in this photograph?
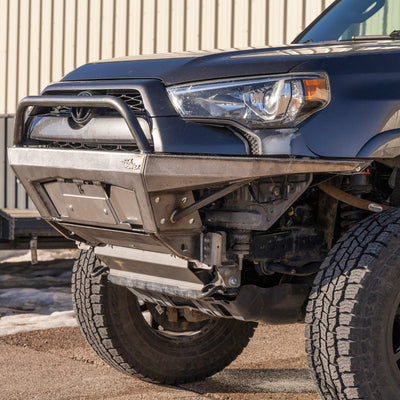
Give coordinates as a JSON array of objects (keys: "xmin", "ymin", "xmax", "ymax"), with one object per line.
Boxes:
[{"xmin": 357, "ymin": 129, "xmax": 400, "ymax": 158}]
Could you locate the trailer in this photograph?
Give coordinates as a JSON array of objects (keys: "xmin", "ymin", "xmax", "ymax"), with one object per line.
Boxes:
[{"xmin": 0, "ymin": 116, "xmax": 74, "ymax": 255}]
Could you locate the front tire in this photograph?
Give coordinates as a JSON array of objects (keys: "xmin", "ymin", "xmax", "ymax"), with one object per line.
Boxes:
[
  {"xmin": 306, "ymin": 208, "xmax": 400, "ymax": 399},
  {"xmin": 72, "ymin": 249, "xmax": 257, "ymax": 384}
]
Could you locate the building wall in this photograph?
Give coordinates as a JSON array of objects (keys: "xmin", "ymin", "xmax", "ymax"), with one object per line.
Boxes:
[
  {"xmin": 0, "ymin": 0, "xmax": 335, "ymax": 210},
  {"xmin": 0, "ymin": 0, "xmax": 335, "ymax": 115}
]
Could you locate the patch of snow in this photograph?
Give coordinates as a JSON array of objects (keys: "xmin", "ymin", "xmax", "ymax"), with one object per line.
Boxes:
[
  {"xmin": 0, "ymin": 249, "xmax": 80, "ymax": 335},
  {"xmin": 0, "ymin": 250, "xmax": 29, "ymax": 262},
  {"xmin": 0, "ymin": 287, "xmax": 73, "ymax": 314},
  {"xmin": 0, "ymin": 249, "xmax": 78, "ymax": 264},
  {"xmin": 0, "ymin": 310, "xmax": 78, "ymax": 336}
]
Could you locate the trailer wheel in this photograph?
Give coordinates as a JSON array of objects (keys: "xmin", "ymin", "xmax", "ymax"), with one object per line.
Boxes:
[
  {"xmin": 306, "ymin": 208, "xmax": 400, "ymax": 399},
  {"xmin": 71, "ymin": 248, "xmax": 257, "ymax": 384}
]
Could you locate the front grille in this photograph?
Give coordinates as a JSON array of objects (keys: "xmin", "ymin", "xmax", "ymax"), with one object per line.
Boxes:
[
  {"xmin": 42, "ymin": 89, "xmax": 146, "ymax": 116},
  {"xmin": 38, "ymin": 141, "xmax": 140, "ymax": 152},
  {"xmin": 49, "ymin": 106, "xmax": 71, "ymax": 116},
  {"xmin": 242, "ymin": 131, "xmax": 261, "ymax": 154},
  {"xmin": 112, "ymin": 91, "xmax": 144, "ymax": 113}
]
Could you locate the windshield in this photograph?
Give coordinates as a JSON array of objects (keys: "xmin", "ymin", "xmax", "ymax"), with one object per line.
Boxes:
[{"xmin": 296, "ymin": 0, "xmax": 400, "ymax": 43}]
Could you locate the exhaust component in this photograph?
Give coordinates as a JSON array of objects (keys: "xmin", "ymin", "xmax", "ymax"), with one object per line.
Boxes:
[
  {"xmin": 130, "ymin": 283, "xmax": 309, "ymax": 324},
  {"xmin": 258, "ymin": 261, "xmax": 320, "ymax": 276}
]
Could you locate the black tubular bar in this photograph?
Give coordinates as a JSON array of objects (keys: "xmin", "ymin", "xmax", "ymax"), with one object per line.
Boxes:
[{"xmin": 13, "ymin": 95, "xmax": 152, "ymax": 153}]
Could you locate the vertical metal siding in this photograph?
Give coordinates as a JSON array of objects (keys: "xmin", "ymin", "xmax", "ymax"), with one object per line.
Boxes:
[
  {"xmin": 0, "ymin": 0, "xmax": 335, "ymax": 210},
  {"xmin": 0, "ymin": 0, "xmax": 335, "ymax": 115},
  {"xmin": 0, "ymin": 116, "xmax": 33, "ymax": 210}
]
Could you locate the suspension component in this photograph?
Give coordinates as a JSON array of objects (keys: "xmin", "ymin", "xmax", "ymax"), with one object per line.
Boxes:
[{"xmin": 318, "ymin": 181, "xmax": 388, "ymax": 213}]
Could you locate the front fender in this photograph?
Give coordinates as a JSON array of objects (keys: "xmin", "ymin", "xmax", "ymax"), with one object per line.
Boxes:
[{"xmin": 357, "ymin": 129, "xmax": 400, "ymax": 158}]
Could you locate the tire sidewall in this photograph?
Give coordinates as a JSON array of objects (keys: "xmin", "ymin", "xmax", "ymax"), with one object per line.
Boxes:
[
  {"xmin": 306, "ymin": 209, "xmax": 400, "ymax": 399},
  {"xmin": 364, "ymin": 241, "xmax": 400, "ymax": 396}
]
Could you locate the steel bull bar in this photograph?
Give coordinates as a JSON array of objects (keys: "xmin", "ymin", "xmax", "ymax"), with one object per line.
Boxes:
[
  {"xmin": 10, "ymin": 94, "xmax": 368, "ymax": 242},
  {"xmin": 14, "ymin": 95, "xmax": 152, "ymax": 153},
  {"xmin": 9, "ymin": 94, "xmax": 368, "ymax": 317}
]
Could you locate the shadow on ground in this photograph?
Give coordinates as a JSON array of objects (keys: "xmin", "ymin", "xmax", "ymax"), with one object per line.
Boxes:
[{"xmin": 183, "ymin": 368, "xmax": 315, "ymax": 394}]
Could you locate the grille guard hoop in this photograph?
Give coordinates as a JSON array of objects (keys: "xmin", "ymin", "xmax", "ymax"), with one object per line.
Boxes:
[{"xmin": 14, "ymin": 95, "xmax": 152, "ymax": 154}]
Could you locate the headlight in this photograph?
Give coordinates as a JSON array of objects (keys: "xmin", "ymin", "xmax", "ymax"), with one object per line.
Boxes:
[{"xmin": 167, "ymin": 74, "xmax": 330, "ymax": 129}]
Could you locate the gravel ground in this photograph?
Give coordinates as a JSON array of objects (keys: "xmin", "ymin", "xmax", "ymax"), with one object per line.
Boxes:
[
  {"xmin": 0, "ymin": 249, "xmax": 319, "ymax": 399},
  {"xmin": 0, "ymin": 324, "xmax": 319, "ymax": 400}
]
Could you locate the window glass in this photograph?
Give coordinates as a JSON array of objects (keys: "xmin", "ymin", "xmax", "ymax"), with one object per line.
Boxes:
[{"xmin": 297, "ymin": 0, "xmax": 400, "ymax": 43}]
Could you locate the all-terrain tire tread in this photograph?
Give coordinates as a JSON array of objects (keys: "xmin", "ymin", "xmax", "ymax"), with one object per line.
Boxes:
[
  {"xmin": 72, "ymin": 250, "xmax": 134, "ymax": 375},
  {"xmin": 306, "ymin": 208, "xmax": 400, "ymax": 399},
  {"xmin": 72, "ymin": 249, "xmax": 257, "ymax": 384}
]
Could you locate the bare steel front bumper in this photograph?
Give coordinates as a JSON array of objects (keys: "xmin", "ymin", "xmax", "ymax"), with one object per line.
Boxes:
[
  {"xmin": 9, "ymin": 146, "xmax": 363, "ymax": 248},
  {"xmin": 7, "ymin": 94, "xmax": 370, "ymax": 321},
  {"xmin": 10, "ymin": 94, "xmax": 366, "ymax": 257}
]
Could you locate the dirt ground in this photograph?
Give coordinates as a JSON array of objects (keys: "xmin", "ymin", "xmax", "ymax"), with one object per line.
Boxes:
[{"xmin": 0, "ymin": 323, "xmax": 319, "ymax": 400}]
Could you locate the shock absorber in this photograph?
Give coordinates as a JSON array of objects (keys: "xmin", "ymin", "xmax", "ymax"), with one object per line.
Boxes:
[{"xmin": 340, "ymin": 169, "xmax": 372, "ymax": 231}]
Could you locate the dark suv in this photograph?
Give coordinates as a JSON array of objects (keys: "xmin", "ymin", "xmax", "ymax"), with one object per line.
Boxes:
[{"xmin": 9, "ymin": 0, "xmax": 400, "ymax": 398}]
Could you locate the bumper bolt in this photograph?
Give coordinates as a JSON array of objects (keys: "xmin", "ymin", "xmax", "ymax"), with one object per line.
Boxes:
[{"xmin": 228, "ymin": 276, "xmax": 239, "ymax": 287}]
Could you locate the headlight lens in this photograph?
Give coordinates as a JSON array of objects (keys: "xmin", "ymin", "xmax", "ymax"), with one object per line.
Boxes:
[{"xmin": 167, "ymin": 74, "xmax": 330, "ymax": 129}]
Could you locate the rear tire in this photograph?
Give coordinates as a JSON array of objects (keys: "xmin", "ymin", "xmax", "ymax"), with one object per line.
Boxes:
[
  {"xmin": 306, "ymin": 208, "xmax": 400, "ymax": 399},
  {"xmin": 72, "ymin": 248, "xmax": 257, "ymax": 384}
]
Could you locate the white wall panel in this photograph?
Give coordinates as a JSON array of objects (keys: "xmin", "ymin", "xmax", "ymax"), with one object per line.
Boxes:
[
  {"xmin": 250, "ymin": 0, "xmax": 268, "ymax": 48},
  {"xmin": 40, "ymin": 0, "xmax": 53, "ymax": 88},
  {"xmin": 304, "ymin": 0, "xmax": 323, "ymax": 26},
  {"xmin": 63, "ymin": 0, "xmax": 77, "ymax": 76},
  {"xmin": 141, "ymin": 0, "xmax": 156, "ymax": 54},
  {"xmin": 76, "ymin": 0, "xmax": 90, "ymax": 65},
  {"xmin": 18, "ymin": 0, "xmax": 30, "ymax": 102},
  {"xmin": 115, "ymin": 0, "xmax": 129, "ymax": 57},
  {"xmin": 52, "ymin": 0, "xmax": 65, "ymax": 81},
  {"xmin": 1, "ymin": 0, "xmax": 335, "ymax": 114},
  {"xmin": 0, "ymin": 0, "xmax": 8, "ymax": 114},
  {"xmin": 200, "ymin": 0, "xmax": 216, "ymax": 50},
  {"xmin": 216, "ymin": 0, "xmax": 233, "ymax": 49},
  {"xmin": 28, "ymin": 0, "xmax": 41, "ymax": 96},
  {"xmin": 186, "ymin": 0, "xmax": 200, "ymax": 51},
  {"xmin": 232, "ymin": 0, "xmax": 250, "ymax": 49},
  {"xmin": 286, "ymin": 0, "xmax": 304, "ymax": 44},
  {"xmin": 155, "ymin": 0, "xmax": 170, "ymax": 53},
  {"xmin": 268, "ymin": 0, "xmax": 285, "ymax": 46},
  {"xmin": 6, "ymin": 0, "xmax": 19, "ymax": 114},
  {"xmin": 171, "ymin": 0, "xmax": 186, "ymax": 52},
  {"xmin": 101, "ymin": 0, "xmax": 115, "ymax": 59},
  {"xmin": 88, "ymin": 0, "xmax": 102, "ymax": 62}
]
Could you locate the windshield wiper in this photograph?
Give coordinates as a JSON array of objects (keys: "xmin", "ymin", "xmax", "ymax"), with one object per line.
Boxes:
[{"xmin": 352, "ymin": 30, "xmax": 400, "ymax": 41}]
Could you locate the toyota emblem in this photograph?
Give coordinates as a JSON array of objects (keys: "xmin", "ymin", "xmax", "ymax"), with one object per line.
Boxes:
[{"xmin": 71, "ymin": 91, "xmax": 93, "ymax": 125}]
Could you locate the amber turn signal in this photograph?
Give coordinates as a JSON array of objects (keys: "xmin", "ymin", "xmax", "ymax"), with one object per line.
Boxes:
[{"xmin": 302, "ymin": 78, "xmax": 328, "ymax": 102}]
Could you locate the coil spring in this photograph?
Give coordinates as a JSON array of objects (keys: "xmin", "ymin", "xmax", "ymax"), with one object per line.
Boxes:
[{"xmin": 339, "ymin": 205, "xmax": 369, "ymax": 231}]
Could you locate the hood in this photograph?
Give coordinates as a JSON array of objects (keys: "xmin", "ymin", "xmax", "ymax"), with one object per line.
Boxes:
[{"xmin": 62, "ymin": 41, "xmax": 400, "ymax": 86}]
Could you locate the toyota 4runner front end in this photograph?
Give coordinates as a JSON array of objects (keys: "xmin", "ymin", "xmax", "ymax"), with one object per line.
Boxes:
[{"xmin": 9, "ymin": 1, "xmax": 400, "ymax": 398}]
